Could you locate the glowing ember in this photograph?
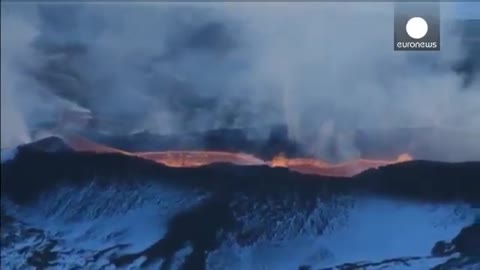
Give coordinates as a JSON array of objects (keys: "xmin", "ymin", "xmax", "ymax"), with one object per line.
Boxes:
[
  {"xmin": 270, "ymin": 153, "xmax": 288, "ymax": 167},
  {"xmin": 64, "ymin": 136, "xmax": 413, "ymax": 177},
  {"xmin": 396, "ymin": 153, "xmax": 413, "ymax": 162},
  {"xmin": 269, "ymin": 153, "xmax": 331, "ymax": 168}
]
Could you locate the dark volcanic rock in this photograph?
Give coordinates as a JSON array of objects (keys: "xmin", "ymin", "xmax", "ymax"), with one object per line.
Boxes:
[
  {"xmin": 356, "ymin": 160, "xmax": 480, "ymax": 203},
  {"xmin": 431, "ymin": 241, "xmax": 455, "ymax": 257},
  {"xmin": 431, "ymin": 223, "xmax": 480, "ymax": 270},
  {"xmin": 1, "ymin": 137, "xmax": 346, "ymax": 204},
  {"xmin": 451, "ymin": 223, "xmax": 480, "ymax": 256},
  {"xmin": 2, "ymin": 139, "xmax": 480, "ymax": 205}
]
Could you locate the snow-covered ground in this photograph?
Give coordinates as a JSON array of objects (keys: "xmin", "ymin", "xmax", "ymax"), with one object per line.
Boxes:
[
  {"xmin": 1, "ymin": 150, "xmax": 477, "ymax": 269},
  {"xmin": 2, "ymin": 191, "xmax": 475, "ymax": 269},
  {"xmin": 205, "ymin": 199, "xmax": 474, "ymax": 270}
]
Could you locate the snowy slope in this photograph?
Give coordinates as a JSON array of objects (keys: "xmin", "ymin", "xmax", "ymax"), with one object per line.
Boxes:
[{"xmin": 1, "ymin": 143, "xmax": 479, "ymax": 270}]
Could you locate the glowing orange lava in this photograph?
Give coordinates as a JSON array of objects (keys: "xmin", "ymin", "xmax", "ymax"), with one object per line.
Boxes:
[
  {"xmin": 137, "ymin": 151, "xmax": 266, "ymax": 167},
  {"xmin": 64, "ymin": 135, "xmax": 413, "ymax": 177},
  {"xmin": 268, "ymin": 153, "xmax": 412, "ymax": 177}
]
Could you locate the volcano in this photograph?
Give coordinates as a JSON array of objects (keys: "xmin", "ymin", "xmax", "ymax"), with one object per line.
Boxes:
[
  {"xmin": 2, "ymin": 4, "xmax": 480, "ymax": 270},
  {"xmin": 4, "ymin": 117, "xmax": 480, "ymax": 270},
  {"xmin": 58, "ymin": 133, "xmax": 413, "ymax": 178},
  {"xmin": 2, "ymin": 135, "xmax": 480, "ymax": 270}
]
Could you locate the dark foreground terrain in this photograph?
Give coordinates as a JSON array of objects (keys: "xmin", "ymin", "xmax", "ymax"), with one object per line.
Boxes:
[{"xmin": 1, "ymin": 137, "xmax": 480, "ymax": 269}]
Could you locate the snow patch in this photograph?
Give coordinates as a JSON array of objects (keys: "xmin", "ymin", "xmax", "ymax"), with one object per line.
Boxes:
[{"xmin": 207, "ymin": 198, "xmax": 474, "ymax": 270}]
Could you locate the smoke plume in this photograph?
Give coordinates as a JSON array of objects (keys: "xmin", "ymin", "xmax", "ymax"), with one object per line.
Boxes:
[{"xmin": 1, "ymin": 2, "xmax": 479, "ymax": 161}]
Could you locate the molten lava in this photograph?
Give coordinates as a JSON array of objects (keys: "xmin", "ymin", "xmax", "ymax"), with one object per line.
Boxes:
[
  {"xmin": 138, "ymin": 151, "xmax": 266, "ymax": 167},
  {"xmin": 270, "ymin": 153, "xmax": 331, "ymax": 168},
  {"xmin": 268, "ymin": 153, "xmax": 412, "ymax": 177},
  {"xmin": 63, "ymin": 135, "xmax": 413, "ymax": 177}
]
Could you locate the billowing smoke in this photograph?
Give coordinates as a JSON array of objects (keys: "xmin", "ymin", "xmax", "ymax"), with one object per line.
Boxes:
[
  {"xmin": 1, "ymin": 2, "xmax": 479, "ymax": 161},
  {"xmin": 1, "ymin": 4, "xmax": 90, "ymax": 147},
  {"xmin": 1, "ymin": 5, "xmax": 37, "ymax": 148},
  {"xmin": 223, "ymin": 3, "xmax": 480, "ymax": 161}
]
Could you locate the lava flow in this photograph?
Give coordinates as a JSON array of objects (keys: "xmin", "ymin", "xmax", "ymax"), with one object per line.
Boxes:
[
  {"xmin": 63, "ymin": 135, "xmax": 412, "ymax": 177},
  {"xmin": 138, "ymin": 151, "xmax": 266, "ymax": 167},
  {"xmin": 268, "ymin": 153, "xmax": 412, "ymax": 177}
]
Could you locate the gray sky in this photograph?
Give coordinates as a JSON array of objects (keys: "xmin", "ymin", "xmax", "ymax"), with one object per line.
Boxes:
[{"xmin": 456, "ymin": 2, "xmax": 480, "ymax": 19}]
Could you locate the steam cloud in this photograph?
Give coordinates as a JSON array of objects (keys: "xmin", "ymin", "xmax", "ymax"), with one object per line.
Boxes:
[{"xmin": 1, "ymin": 2, "xmax": 479, "ymax": 161}]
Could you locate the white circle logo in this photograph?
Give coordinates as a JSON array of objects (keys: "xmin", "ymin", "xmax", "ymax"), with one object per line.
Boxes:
[{"xmin": 405, "ymin": 17, "xmax": 428, "ymax": 39}]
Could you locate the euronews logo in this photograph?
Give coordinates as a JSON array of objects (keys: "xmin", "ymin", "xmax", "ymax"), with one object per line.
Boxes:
[{"xmin": 394, "ymin": 3, "xmax": 440, "ymax": 51}]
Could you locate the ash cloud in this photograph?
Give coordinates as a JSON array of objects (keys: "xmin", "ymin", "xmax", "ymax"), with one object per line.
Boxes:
[{"xmin": 1, "ymin": 2, "xmax": 479, "ymax": 161}]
